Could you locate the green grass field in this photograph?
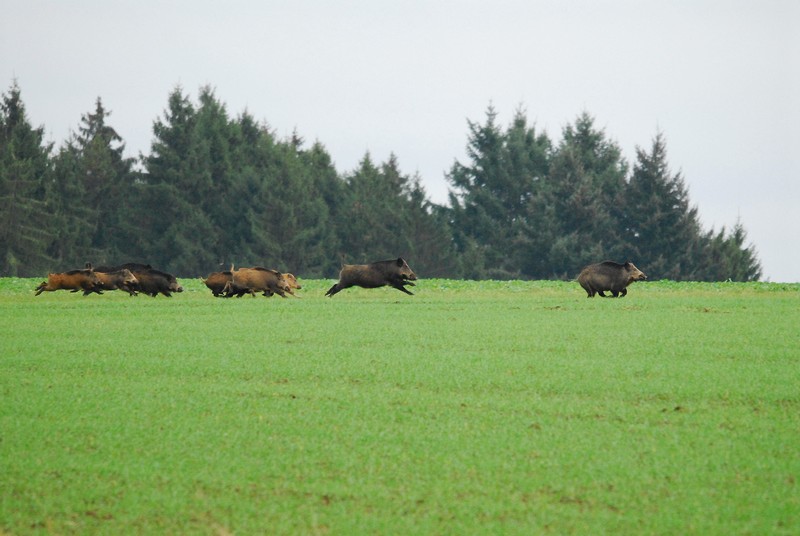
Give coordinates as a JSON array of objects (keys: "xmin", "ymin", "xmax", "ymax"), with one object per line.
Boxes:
[{"xmin": 1, "ymin": 278, "xmax": 798, "ymax": 534}]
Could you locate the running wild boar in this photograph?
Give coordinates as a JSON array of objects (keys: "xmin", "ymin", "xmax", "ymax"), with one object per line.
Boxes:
[
  {"xmin": 34, "ymin": 265, "xmax": 101, "ymax": 296},
  {"xmin": 325, "ymin": 258, "xmax": 417, "ymax": 297},
  {"xmin": 577, "ymin": 261, "xmax": 647, "ymax": 298}
]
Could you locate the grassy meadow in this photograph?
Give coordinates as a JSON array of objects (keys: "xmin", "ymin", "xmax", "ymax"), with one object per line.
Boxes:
[{"xmin": 1, "ymin": 277, "xmax": 799, "ymax": 534}]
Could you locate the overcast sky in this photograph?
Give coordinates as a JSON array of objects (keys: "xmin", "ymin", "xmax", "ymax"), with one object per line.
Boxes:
[{"xmin": 3, "ymin": 1, "xmax": 798, "ymax": 281}]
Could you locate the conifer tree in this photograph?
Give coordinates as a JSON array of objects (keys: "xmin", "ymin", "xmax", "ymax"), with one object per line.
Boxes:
[
  {"xmin": 0, "ymin": 82, "xmax": 54, "ymax": 275},
  {"xmin": 48, "ymin": 143, "xmax": 96, "ymax": 265},
  {"xmin": 298, "ymin": 141, "xmax": 343, "ymax": 276},
  {"xmin": 403, "ymin": 179, "xmax": 461, "ymax": 278},
  {"xmin": 51, "ymin": 97, "xmax": 135, "ymax": 264},
  {"xmin": 447, "ymin": 106, "xmax": 550, "ymax": 278},
  {"xmin": 139, "ymin": 86, "xmax": 217, "ymax": 274},
  {"xmin": 621, "ymin": 133, "xmax": 704, "ymax": 279},
  {"xmin": 543, "ymin": 112, "xmax": 627, "ymax": 277},
  {"xmin": 699, "ymin": 222, "xmax": 762, "ymax": 281},
  {"xmin": 338, "ymin": 153, "xmax": 412, "ymax": 263}
]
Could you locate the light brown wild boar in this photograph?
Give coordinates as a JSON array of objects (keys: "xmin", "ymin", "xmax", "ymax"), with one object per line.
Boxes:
[
  {"xmin": 223, "ymin": 267, "xmax": 291, "ymax": 298},
  {"xmin": 87, "ymin": 268, "xmax": 139, "ymax": 295},
  {"xmin": 281, "ymin": 273, "xmax": 302, "ymax": 296},
  {"xmin": 34, "ymin": 266, "xmax": 102, "ymax": 296}
]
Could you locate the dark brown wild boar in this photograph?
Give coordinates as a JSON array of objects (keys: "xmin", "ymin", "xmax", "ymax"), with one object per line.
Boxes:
[
  {"xmin": 91, "ymin": 263, "xmax": 180, "ymax": 297},
  {"xmin": 325, "ymin": 258, "xmax": 417, "ymax": 297},
  {"xmin": 87, "ymin": 268, "xmax": 139, "ymax": 295},
  {"xmin": 223, "ymin": 267, "xmax": 291, "ymax": 298},
  {"xmin": 35, "ymin": 266, "xmax": 101, "ymax": 296},
  {"xmin": 577, "ymin": 261, "xmax": 647, "ymax": 298},
  {"xmin": 133, "ymin": 268, "xmax": 183, "ymax": 297}
]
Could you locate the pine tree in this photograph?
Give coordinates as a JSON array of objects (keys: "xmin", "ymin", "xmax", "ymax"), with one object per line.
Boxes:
[
  {"xmin": 0, "ymin": 81, "xmax": 54, "ymax": 275},
  {"xmin": 298, "ymin": 141, "xmax": 343, "ymax": 277},
  {"xmin": 139, "ymin": 86, "xmax": 218, "ymax": 274},
  {"xmin": 403, "ymin": 179, "xmax": 461, "ymax": 278},
  {"xmin": 285, "ymin": 139, "xmax": 340, "ymax": 275},
  {"xmin": 699, "ymin": 222, "xmax": 762, "ymax": 281},
  {"xmin": 51, "ymin": 97, "xmax": 136, "ymax": 264},
  {"xmin": 48, "ymin": 143, "xmax": 96, "ymax": 265},
  {"xmin": 621, "ymin": 133, "xmax": 704, "ymax": 279},
  {"xmin": 447, "ymin": 106, "xmax": 550, "ymax": 279},
  {"xmin": 543, "ymin": 112, "xmax": 628, "ymax": 278},
  {"xmin": 337, "ymin": 153, "xmax": 413, "ymax": 263}
]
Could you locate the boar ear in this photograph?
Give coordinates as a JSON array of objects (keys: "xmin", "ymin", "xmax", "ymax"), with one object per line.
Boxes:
[{"xmin": 396, "ymin": 258, "xmax": 404, "ymax": 266}]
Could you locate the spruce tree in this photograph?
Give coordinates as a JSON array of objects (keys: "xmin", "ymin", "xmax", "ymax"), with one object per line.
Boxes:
[
  {"xmin": 48, "ymin": 143, "xmax": 96, "ymax": 265},
  {"xmin": 299, "ymin": 141, "xmax": 343, "ymax": 277},
  {"xmin": 0, "ymin": 82, "xmax": 54, "ymax": 275},
  {"xmin": 57, "ymin": 98, "xmax": 135, "ymax": 264},
  {"xmin": 447, "ymin": 106, "xmax": 550, "ymax": 279},
  {"xmin": 621, "ymin": 133, "xmax": 704, "ymax": 279},
  {"xmin": 403, "ymin": 179, "xmax": 461, "ymax": 278},
  {"xmin": 338, "ymin": 153, "xmax": 413, "ymax": 263},
  {"xmin": 699, "ymin": 222, "xmax": 762, "ymax": 281},
  {"xmin": 543, "ymin": 112, "xmax": 627, "ymax": 278},
  {"xmin": 139, "ymin": 86, "xmax": 218, "ymax": 274}
]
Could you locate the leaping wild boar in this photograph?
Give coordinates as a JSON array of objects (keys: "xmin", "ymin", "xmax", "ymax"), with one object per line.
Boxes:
[
  {"xmin": 577, "ymin": 261, "xmax": 647, "ymax": 298},
  {"xmin": 325, "ymin": 258, "xmax": 417, "ymax": 297},
  {"xmin": 34, "ymin": 265, "xmax": 102, "ymax": 296}
]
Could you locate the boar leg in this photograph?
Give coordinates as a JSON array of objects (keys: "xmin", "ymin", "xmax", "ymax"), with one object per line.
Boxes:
[
  {"xmin": 325, "ymin": 284, "xmax": 342, "ymax": 297},
  {"xmin": 82, "ymin": 288, "xmax": 104, "ymax": 296},
  {"xmin": 619, "ymin": 288, "xmax": 628, "ymax": 297},
  {"xmin": 391, "ymin": 282, "xmax": 414, "ymax": 295},
  {"xmin": 597, "ymin": 290, "xmax": 608, "ymax": 297}
]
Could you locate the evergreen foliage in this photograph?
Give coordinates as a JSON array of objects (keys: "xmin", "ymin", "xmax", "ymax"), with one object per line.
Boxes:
[
  {"xmin": 621, "ymin": 133, "xmax": 704, "ymax": 279},
  {"xmin": 0, "ymin": 82, "xmax": 763, "ymax": 281},
  {"xmin": 49, "ymin": 97, "xmax": 136, "ymax": 266},
  {"xmin": 0, "ymin": 82, "xmax": 54, "ymax": 275}
]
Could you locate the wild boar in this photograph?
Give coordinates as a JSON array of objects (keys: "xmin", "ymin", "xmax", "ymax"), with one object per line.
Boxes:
[
  {"xmin": 577, "ymin": 261, "xmax": 647, "ymax": 298},
  {"xmin": 203, "ymin": 270, "xmax": 233, "ymax": 297},
  {"xmin": 95, "ymin": 263, "xmax": 182, "ymax": 297},
  {"xmin": 85, "ymin": 268, "xmax": 139, "ymax": 296},
  {"xmin": 133, "ymin": 268, "xmax": 183, "ymax": 297},
  {"xmin": 281, "ymin": 273, "xmax": 302, "ymax": 296},
  {"xmin": 35, "ymin": 266, "xmax": 101, "ymax": 296},
  {"xmin": 223, "ymin": 267, "xmax": 291, "ymax": 298},
  {"xmin": 325, "ymin": 257, "xmax": 417, "ymax": 297}
]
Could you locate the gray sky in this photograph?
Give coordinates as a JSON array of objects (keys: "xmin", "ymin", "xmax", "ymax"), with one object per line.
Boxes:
[{"xmin": 3, "ymin": 1, "xmax": 799, "ymax": 281}]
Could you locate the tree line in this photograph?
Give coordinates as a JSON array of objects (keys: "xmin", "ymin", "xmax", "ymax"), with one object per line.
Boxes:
[{"xmin": 0, "ymin": 81, "xmax": 761, "ymax": 281}]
